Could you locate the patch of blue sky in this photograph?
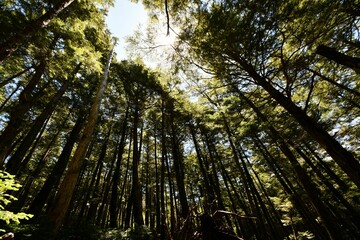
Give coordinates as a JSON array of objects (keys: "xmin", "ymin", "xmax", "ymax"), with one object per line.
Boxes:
[{"xmin": 105, "ymin": 0, "xmax": 148, "ymax": 60}]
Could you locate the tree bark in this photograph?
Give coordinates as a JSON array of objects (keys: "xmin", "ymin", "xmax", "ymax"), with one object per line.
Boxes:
[
  {"xmin": 165, "ymin": 153, "xmax": 177, "ymax": 237},
  {"xmin": 154, "ymin": 126, "xmax": 161, "ymax": 234},
  {"xmin": 169, "ymin": 107, "xmax": 189, "ymax": 219},
  {"xmin": 130, "ymin": 105, "xmax": 145, "ymax": 226},
  {"xmin": 86, "ymin": 144, "xmax": 106, "ymax": 223},
  {"xmin": 160, "ymin": 98, "xmax": 167, "ymax": 240},
  {"xmin": 28, "ymin": 111, "xmax": 85, "ymax": 215},
  {"xmin": 109, "ymin": 107, "xmax": 129, "ymax": 228},
  {"xmin": 6, "ymin": 64, "xmax": 80, "ymax": 174},
  {"xmin": 95, "ymin": 141, "xmax": 118, "ymax": 226},
  {"xmin": 316, "ymin": 44, "xmax": 360, "ymax": 74},
  {"xmin": 12, "ymin": 120, "xmax": 64, "ymax": 212},
  {"xmin": 119, "ymin": 134, "xmax": 132, "ymax": 228},
  {"xmin": 189, "ymin": 124, "xmax": 216, "ymax": 205},
  {"xmin": 47, "ymin": 45, "xmax": 115, "ymax": 233},
  {"xmin": 0, "ymin": 59, "xmax": 47, "ymax": 167}
]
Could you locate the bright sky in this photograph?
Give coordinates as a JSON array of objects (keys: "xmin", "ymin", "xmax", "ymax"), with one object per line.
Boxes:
[{"xmin": 105, "ymin": 0, "xmax": 148, "ymax": 60}]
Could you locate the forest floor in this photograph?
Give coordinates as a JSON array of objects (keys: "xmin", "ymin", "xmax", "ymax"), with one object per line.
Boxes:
[{"xmin": 2, "ymin": 223, "xmax": 152, "ymax": 240}]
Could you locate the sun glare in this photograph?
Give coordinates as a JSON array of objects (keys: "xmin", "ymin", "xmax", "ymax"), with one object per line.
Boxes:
[{"xmin": 156, "ymin": 31, "xmax": 177, "ymax": 47}]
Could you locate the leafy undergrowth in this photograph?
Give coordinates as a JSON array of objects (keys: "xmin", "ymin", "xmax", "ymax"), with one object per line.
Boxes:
[{"xmin": 1, "ymin": 223, "xmax": 153, "ymax": 240}]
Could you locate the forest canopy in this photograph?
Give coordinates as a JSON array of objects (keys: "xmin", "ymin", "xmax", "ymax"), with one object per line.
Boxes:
[{"xmin": 0, "ymin": 0, "xmax": 359, "ymax": 239}]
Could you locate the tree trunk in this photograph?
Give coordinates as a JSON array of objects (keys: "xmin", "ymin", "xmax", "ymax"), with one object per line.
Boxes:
[
  {"xmin": 0, "ymin": 66, "xmax": 33, "ymax": 88},
  {"xmin": 220, "ymin": 116, "xmax": 266, "ymax": 239},
  {"xmin": 306, "ymin": 67, "xmax": 360, "ymax": 98},
  {"xmin": 253, "ymin": 136, "xmax": 329, "ymax": 239},
  {"xmin": 109, "ymin": 107, "xmax": 129, "ymax": 227},
  {"xmin": 86, "ymin": 148, "xmax": 105, "ymax": 223},
  {"xmin": 237, "ymin": 59, "xmax": 360, "ymax": 189},
  {"xmin": 235, "ymin": 89, "xmax": 347, "ymax": 239},
  {"xmin": 0, "ymin": 59, "xmax": 47, "ymax": 167},
  {"xmin": 217, "ymin": 150, "xmax": 251, "ymax": 239},
  {"xmin": 189, "ymin": 124, "xmax": 216, "ymax": 206},
  {"xmin": 169, "ymin": 108, "xmax": 189, "ymax": 219},
  {"xmin": 12, "ymin": 134, "xmax": 55, "ymax": 212},
  {"xmin": 166, "ymin": 154, "xmax": 177, "ymax": 237},
  {"xmin": 316, "ymin": 44, "xmax": 360, "ymax": 74},
  {"xmin": 245, "ymin": 153, "xmax": 290, "ymax": 239},
  {"xmin": 294, "ymin": 146, "xmax": 360, "ymax": 233},
  {"xmin": 160, "ymin": 99, "xmax": 167, "ymax": 240},
  {"xmin": 130, "ymin": 105, "xmax": 144, "ymax": 226},
  {"xmin": 28, "ymin": 111, "xmax": 85, "ymax": 215},
  {"xmin": 6, "ymin": 64, "xmax": 80, "ymax": 175},
  {"xmin": 303, "ymin": 144, "xmax": 348, "ymax": 190},
  {"xmin": 144, "ymin": 145, "xmax": 151, "ymax": 227},
  {"xmin": 16, "ymin": 117, "xmax": 50, "ymax": 178},
  {"xmin": 95, "ymin": 143, "xmax": 117, "ymax": 226},
  {"xmin": 0, "ymin": 81, "xmax": 23, "ymax": 111},
  {"xmin": 88, "ymin": 122, "xmax": 115, "ymax": 224},
  {"xmin": 47, "ymin": 46, "xmax": 115, "ymax": 233},
  {"xmin": 154, "ymin": 126, "xmax": 161, "ymax": 234},
  {"xmin": 119, "ymin": 135, "xmax": 132, "ymax": 228},
  {"xmin": 206, "ymin": 138, "xmax": 236, "ymax": 232}
]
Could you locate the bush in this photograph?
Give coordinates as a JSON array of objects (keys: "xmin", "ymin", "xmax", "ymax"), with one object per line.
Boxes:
[
  {"xmin": 122, "ymin": 225, "xmax": 152, "ymax": 240},
  {"xmin": 0, "ymin": 171, "xmax": 33, "ymax": 232}
]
